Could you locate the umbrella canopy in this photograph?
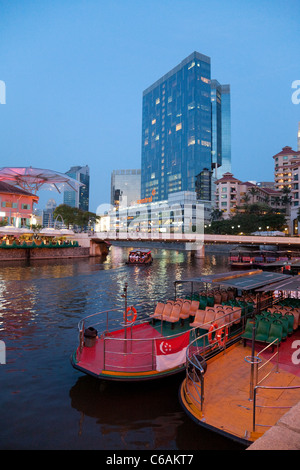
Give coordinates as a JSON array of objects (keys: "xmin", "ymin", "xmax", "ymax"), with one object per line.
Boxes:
[
  {"xmin": 0, "ymin": 225, "xmax": 33, "ymax": 235},
  {"xmin": 39, "ymin": 227, "xmax": 62, "ymax": 236},
  {"xmin": 59, "ymin": 228, "xmax": 75, "ymax": 235},
  {"xmin": 0, "ymin": 167, "xmax": 83, "ymax": 194}
]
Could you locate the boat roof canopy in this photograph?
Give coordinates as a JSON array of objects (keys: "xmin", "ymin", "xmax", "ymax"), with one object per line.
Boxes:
[
  {"xmin": 175, "ymin": 270, "xmax": 291, "ymax": 291},
  {"xmin": 255, "ymin": 275, "xmax": 300, "ymax": 292},
  {"xmin": 129, "ymin": 249, "xmax": 151, "ymax": 254}
]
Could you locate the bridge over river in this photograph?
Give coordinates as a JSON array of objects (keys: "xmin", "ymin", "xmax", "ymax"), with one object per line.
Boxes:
[{"xmin": 70, "ymin": 232, "xmax": 300, "ymax": 258}]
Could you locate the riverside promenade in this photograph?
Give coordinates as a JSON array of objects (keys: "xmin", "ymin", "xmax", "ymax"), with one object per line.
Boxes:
[{"xmin": 247, "ymin": 401, "xmax": 300, "ymax": 450}]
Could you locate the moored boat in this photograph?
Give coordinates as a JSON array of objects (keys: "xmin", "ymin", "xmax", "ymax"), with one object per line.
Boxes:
[
  {"xmin": 71, "ymin": 272, "xmax": 268, "ymax": 382},
  {"xmin": 228, "ymin": 246, "xmax": 278, "ymax": 269},
  {"xmin": 179, "ymin": 271, "xmax": 300, "ymax": 446}
]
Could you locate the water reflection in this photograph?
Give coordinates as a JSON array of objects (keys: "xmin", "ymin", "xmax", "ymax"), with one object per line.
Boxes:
[{"xmin": 0, "ymin": 246, "xmax": 242, "ymax": 450}]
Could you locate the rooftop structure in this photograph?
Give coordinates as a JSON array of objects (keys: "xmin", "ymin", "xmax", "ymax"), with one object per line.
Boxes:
[{"xmin": 0, "ymin": 167, "xmax": 83, "ymax": 195}]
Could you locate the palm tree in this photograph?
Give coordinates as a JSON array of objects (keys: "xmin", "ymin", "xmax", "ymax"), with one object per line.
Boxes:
[
  {"xmin": 248, "ymin": 186, "xmax": 259, "ymax": 204},
  {"xmin": 273, "ymin": 196, "xmax": 281, "ymax": 209},
  {"xmin": 281, "ymin": 186, "xmax": 292, "ymax": 217},
  {"xmin": 242, "ymin": 193, "xmax": 250, "ymax": 204},
  {"xmin": 211, "ymin": 209, "xmax": 223, "ymax": 221}
]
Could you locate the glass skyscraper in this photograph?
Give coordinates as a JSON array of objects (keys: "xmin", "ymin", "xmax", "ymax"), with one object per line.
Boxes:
[
  {"xmin": 110, "ymin": 169, "xmax": 141, "ymax": 207},
  {"xmin": 141, "ymin": 51, "xmax": 212, "ymax": 202},
  {"xmin": 211, "ymin": 79, "xmax": 222, "ymax": 171},
  {"xmin": 141, "ymin": 52, "xmax": 231, "ymax": 203},
  {"xmin": 218, "ymin": 84, "xmax": 231, "ymax": 178},
  {"xmin": 63, "ymin": 165, "xmax": 90, "ymax": 211}
]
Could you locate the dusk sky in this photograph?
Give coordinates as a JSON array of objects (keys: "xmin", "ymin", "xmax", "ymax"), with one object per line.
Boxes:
[{"xmin": 0, "ymin": 0, "xmax": 299, "ymax": 212}]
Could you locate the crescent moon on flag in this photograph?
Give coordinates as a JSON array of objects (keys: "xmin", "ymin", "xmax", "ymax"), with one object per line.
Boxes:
[{"xmin": 160, "ymin": 341, "xmax": 171, "ymax": 354}]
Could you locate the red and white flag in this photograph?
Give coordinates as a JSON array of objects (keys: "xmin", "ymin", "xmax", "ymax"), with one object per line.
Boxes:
[{"xmin": 155, "ymin": 331, "xmax": 190, "ymax": 372}]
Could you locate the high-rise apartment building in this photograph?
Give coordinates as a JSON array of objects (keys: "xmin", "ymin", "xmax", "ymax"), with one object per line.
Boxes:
[
  {"xmin": 63, "ymin": 165, "xmax": 90, "ymax": 211},
  {"xmin": 141, "ymin": 52, "xmax": 231, "ymax": 204},
  {"xmin": 110, "ymin": 169, "xmax": 141, "ymax": 207},
  {"xmin": 215, "ymin": 172, "xmax": 282, "ymax": 219},
  {"xmin": 273, "ymin": 146, "xmax": 300, "ymax": 191}
]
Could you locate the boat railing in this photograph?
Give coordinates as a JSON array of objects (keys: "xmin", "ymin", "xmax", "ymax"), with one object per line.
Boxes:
[
  {"xmin": 77, "ymin": 302, "xmax": 197, "ymax": 372},
  {"xmin": 244, "ymin": 339, "xmax": 280, "ymax": 401},
  {"xmin": 252, "ymin": 383, "xmax": 300, "ymax": 434},
  {"xmin": 184, "ymin": 312, "xmax": 249, "ymax": 412},
  {"xmin": 77, "ymin": 302, "xmax": 155, "ymax": 336},
  {"xmin": 101, "ymin": 320, "xmax": 197, "ymax": 372},
  {"xmin": 247, "ymin": 338, "xmax": 300, "ymax": 433}
]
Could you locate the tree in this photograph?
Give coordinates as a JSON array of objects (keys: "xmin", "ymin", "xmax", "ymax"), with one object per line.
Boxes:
[
  {"xmin": 210, "ymin": 209, "xmax": 223, "ymax": 221},
  {"xmin": 281, "ymin": 186, "xmax": 292, "ymax": 217},
  {"xmin": 205, "ymin": 207, "xmax": 286, "ymax": 235},
  {"xmin": 53, "ymin": 204, "xmax": 76, "ymax": 228},
  {"xmin": 248, "ymin": 186, "xmax": 259, "ymax": 203},
  {"xmin": 53, "ymin": 204, "xmax": 100, "ymax": 230}
]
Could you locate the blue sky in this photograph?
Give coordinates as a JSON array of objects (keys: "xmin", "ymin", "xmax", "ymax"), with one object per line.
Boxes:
[{"xmin": 0, "ymin": 0, "xmax": 299, "ymax": 212}]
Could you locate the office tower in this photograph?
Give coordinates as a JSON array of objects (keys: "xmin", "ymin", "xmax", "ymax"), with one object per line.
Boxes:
[
  {"xmin": 110, "ymin": 169, "xmax": 141, "ymax": 207},
  {"xmin": 42, "ymin": 198, "xmax": 57, "ymax": 227},
  {"xmin": 211, "ymin": 80, "xmax": 222, "ymax": 173},
  {"xmin": 298, "ymin": 122, "xmax": 300, "ymax": 151},
  {"xmin": 210, "ymin": 82, "xmax": 231, "ymax": 203},
  {"xmin": 218, "ymin": 84, "xmax": 231, "ymax": 178},
  {"xmin": 63, "ymin": 165, "xmax": 90, "ymax": 211},
  {"xmin": 141, "ymin": 52, "xmax": 212, "ymax": 202},
  {"xmin": 195, "ymin": 168, "xmax": 212, "ymax": 201}
]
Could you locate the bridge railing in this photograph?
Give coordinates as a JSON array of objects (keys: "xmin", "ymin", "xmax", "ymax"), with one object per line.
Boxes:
[{"xmin": 92, "ymin": 231, "xmax": 300, "ymax": 246}]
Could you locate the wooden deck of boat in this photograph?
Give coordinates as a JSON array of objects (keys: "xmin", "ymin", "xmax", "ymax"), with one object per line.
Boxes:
[{"xmin": 183, "ymin": 333, "xmax": 300, "ymax": 442}]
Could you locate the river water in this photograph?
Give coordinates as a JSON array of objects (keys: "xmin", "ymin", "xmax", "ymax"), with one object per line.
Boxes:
[{"xmin": 0, "ymin": 246, "xmax": 245, "ymax": 450}]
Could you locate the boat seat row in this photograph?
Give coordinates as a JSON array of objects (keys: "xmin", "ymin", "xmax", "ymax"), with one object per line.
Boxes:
[
  {"xmin": 266, "ymin": 306, "xmax": 300, "ymax": 330},
  {"xmin": 150, "ymin": 299, "xmax": 199, "ymax": 325},
  {"xmin": 190, "ymin": 304, "xmax": 242, "ymax": 330},
  {"xmin": 221, "ymin": 299, "xmax": 254, "ymax": 315},
  {"xmin": 242, "ymin": 311, "xmax": 295, "ymax": 347},
  {"xmin": 186, "ymin": 288, "xmax": 235, "ymax": 308}
]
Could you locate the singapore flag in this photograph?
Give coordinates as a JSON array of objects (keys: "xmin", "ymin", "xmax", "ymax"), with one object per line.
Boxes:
[{"xmin": 155, "ymin": 331, "xmax": 190, "ymax": 372}]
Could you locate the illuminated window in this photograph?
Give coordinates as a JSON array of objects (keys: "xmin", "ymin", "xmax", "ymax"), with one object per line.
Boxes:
[
  {"xmin": 201, "ymin": 77, "xmax": 210, "ymax": 84},
  {"xmin": 152, "ymin": 119, "xmax": 156, "ymax": 125},
  {"xmin": 156, "ymin": 98, "xmax": 160, "ymax": 105},
  {"xmin": 176, "ymin": 123, "xmax": 182, "ymax": 131}
]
